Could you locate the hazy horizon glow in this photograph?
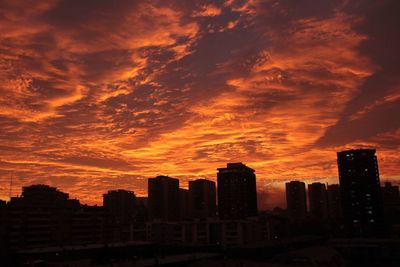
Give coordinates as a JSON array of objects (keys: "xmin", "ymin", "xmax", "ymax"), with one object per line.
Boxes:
[{"xmin": 1, "ymin": 0, "xmax": 399, "ymax": 209}]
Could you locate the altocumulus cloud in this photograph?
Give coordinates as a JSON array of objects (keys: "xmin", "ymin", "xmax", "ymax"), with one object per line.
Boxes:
[{"xmin": 0, "ymin": 0, "xmax": 399, "ymax": 205}]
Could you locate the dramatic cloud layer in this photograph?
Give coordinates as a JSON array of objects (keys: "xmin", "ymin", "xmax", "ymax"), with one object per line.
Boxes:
[{"xmin": 0, "ymin": 0, "xmax": 399, "ymax": 207}]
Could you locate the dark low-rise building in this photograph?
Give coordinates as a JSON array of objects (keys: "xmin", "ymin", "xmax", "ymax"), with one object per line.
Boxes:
[
  {"xmin": 5, "ymin": 185, "xmax": 82, "ymax": 250},
  {"xmin": 381, "ymin": 182, "xmax": 400, "ymax": 226},
  {"xmin": 0, "ymin": 200, "xmax": 6, "ymax": 256}
]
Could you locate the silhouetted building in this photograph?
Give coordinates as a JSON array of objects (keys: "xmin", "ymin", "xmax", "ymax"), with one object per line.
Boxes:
[
  {"xmin": 189, "ymin": 179, "xmax": 216, "ymax": 219},
  {"xmin": 308, "ymin": 183, "xmax": 328, "ymax": 222},
  {"xmin": 381, "ymin": 182, "xmax": 400, "ymax": 225},
  {"xmin": 285, "ymin": 181, "xmax": 307, "ymax": 224},
  {"xmin": 0, "ymin": 199, "xmax": 5, "ymax": 211},
  {"xmin": 327, "ymin": 184, "xmax": 342, "ymax": 222},
  {"xmin": 70, "ymin": 205, "xmax": 105, "ymax": 245},
  {"xmin": 103, "ymin": 189, "xmax": 136, "ymax": 242},
  {"xmin": 19, "ymin": 184, "xmax": 74, "ymax": 206},
  {"xmin": 136, "ymin": 197, "xmax": 148, "ymax": 208},
  {"xmin": 257, "ymin": 211, "xmax": 290, "ymax": 240},
  {"xmin": 179, "ymin": 188, "xmax": 191, "ymax": 220},
  {"xmin": 0, "ymin": 200, "xmax": 6, "ymax": 256},
  {"xmin": 103, "ymin": 189, "xmax": 136, "ymax": 225},
  {"xmin": 6, "ymin": 185, "xmax": 82, "ymax": 250},
  {"xmin": 130, "ymin": 196, "xmax": 149, "ymax": 241},
  {"xmin": 217, "ymin": 163, "xmax": 258, "ymax": 219},
  {"xmin": 337, "ymin": 149, "xmax": 385, "ymax": 237},
  {"xmin": 134, "ymin": 196, "xmax": 148, "ymax": 221},
  {"xmin": 148, "ymin": 176, "xmax": 179, "ymax": 221}
]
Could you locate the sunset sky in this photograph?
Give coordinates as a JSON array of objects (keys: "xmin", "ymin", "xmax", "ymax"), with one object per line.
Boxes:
[{"xmin": 0, "ymin": 0, "xmax": 399, "ymax": 209}]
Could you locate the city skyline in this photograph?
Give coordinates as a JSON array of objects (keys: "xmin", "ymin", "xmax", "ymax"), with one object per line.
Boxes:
[
  {"xmin": 2, "ymin": 154, "xmax": 398, "ymax": 211},
  {"xmin": 3, "ymin": 158, "xmax": 400, "ymax": 208},
  {"xmin": 1, "ymin": 153, "xmax": 399, "ymax": 209},
  {"xmin": 1, "ymin": 1, "xmax": 399, "ymax": 265},
  {"xmin": 2, "ymin": 150, "xmax": 395, "ymax": 213},
  {"xmin": 2, "ymin": 153, "xmax": 399, "ymax": 266},
  {"xmin": 1, "ymin": 0, "xmax": 399, "ymax": 207}
]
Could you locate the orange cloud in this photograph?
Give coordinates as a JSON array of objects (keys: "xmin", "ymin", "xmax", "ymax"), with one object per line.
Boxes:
[{"xmin": 0, "ymin": 0, "xmax": 399, "ymax": 206}]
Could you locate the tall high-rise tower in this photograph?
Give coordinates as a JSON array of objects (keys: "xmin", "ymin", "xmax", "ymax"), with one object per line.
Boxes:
[
  {"xmin": 148, "ymin": 176, "xmax": 180, "ymax": 221},
  {"xmin": 189, "ymin": 179, "xmax": 216, "ymax": 219},
  {"xmin": 308, "ymin": 183, "xmax": 329, "ymax": 222},
  {"xmin": 327, "ymin": 184, "xmax": 342, "ymax": 222},
  {"xmin": 217, "ymin": 163, "xmax": 258, "ymax": 219},
  {"xmin": 103, "ymin": 189, "xmax": 136, "ymax": 225},
  {"xmin": 285, "ymin": 181, "xmax": 307, "ymax": 223},
  {"xmin": 337, "ymin": 149, "xmax": 384, "ymax": 236}
]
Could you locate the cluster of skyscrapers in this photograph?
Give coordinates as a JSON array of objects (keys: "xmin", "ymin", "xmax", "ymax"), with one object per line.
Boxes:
[
  {"xmin": 145, "ymin": 163, "xmax": 258, "ymax": 221},
  {"xmin": 0, "ymin": 149, "xmax": 399, "ymax": 256},
  {"xmin": 0, "ymin": 163, "xmax": 269, "ymax": 252},
  {"xmin": 286, "ymin": 149, "xmax": 399, "ymax": 237},
  {"xmin": 285, "ymin": 182, "xmax": 342, "ymax": 232}
]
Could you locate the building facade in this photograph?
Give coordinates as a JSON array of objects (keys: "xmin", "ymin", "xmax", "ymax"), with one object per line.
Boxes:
[
  {"xmin": 337, "ymin": 149, "xmax": 385, "ymax": 236},
  {"xmin": 148, "ymin": 176, "xmax": 180, "ymax": 221},
  {"xmin": 381, "ymin": 182, "xmax": 400, "ymax": 226},
  {"xmin": 217, "ymin": 163, "xmax": 258, "ymax": 219},
  {"xmin": 308, "ymin": 183, "xmax": 329, "ymax": 222},
  {"xmin": 285, "ymin": 181, "xmax": 307, "ymax": 224},
  {"xmin": 189, "ymin": 179, "xmax": 216, "ymax": 219},
  {"xmin": 103, "ymin": 189, "xmax": 136, "ymax": 225},
  {"xmin": 103, "ymin": 189, "xmax": 136, "ymax": 241},
  {"xmin": 327, "ymin": 184, "xmax": 342, "ymax": 223},
  {"xmin": 4, "ymin": 185, "xmax": 106, "ymax": 251},
  {"xmin": 179, "ymin": 188, "xmax": 191, "ymax": 220}
]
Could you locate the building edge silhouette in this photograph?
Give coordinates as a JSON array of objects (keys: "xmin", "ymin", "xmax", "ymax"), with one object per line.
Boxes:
[{"xmin": 0, "ymin": 153, "xmax": 400, "ymax": 265}]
